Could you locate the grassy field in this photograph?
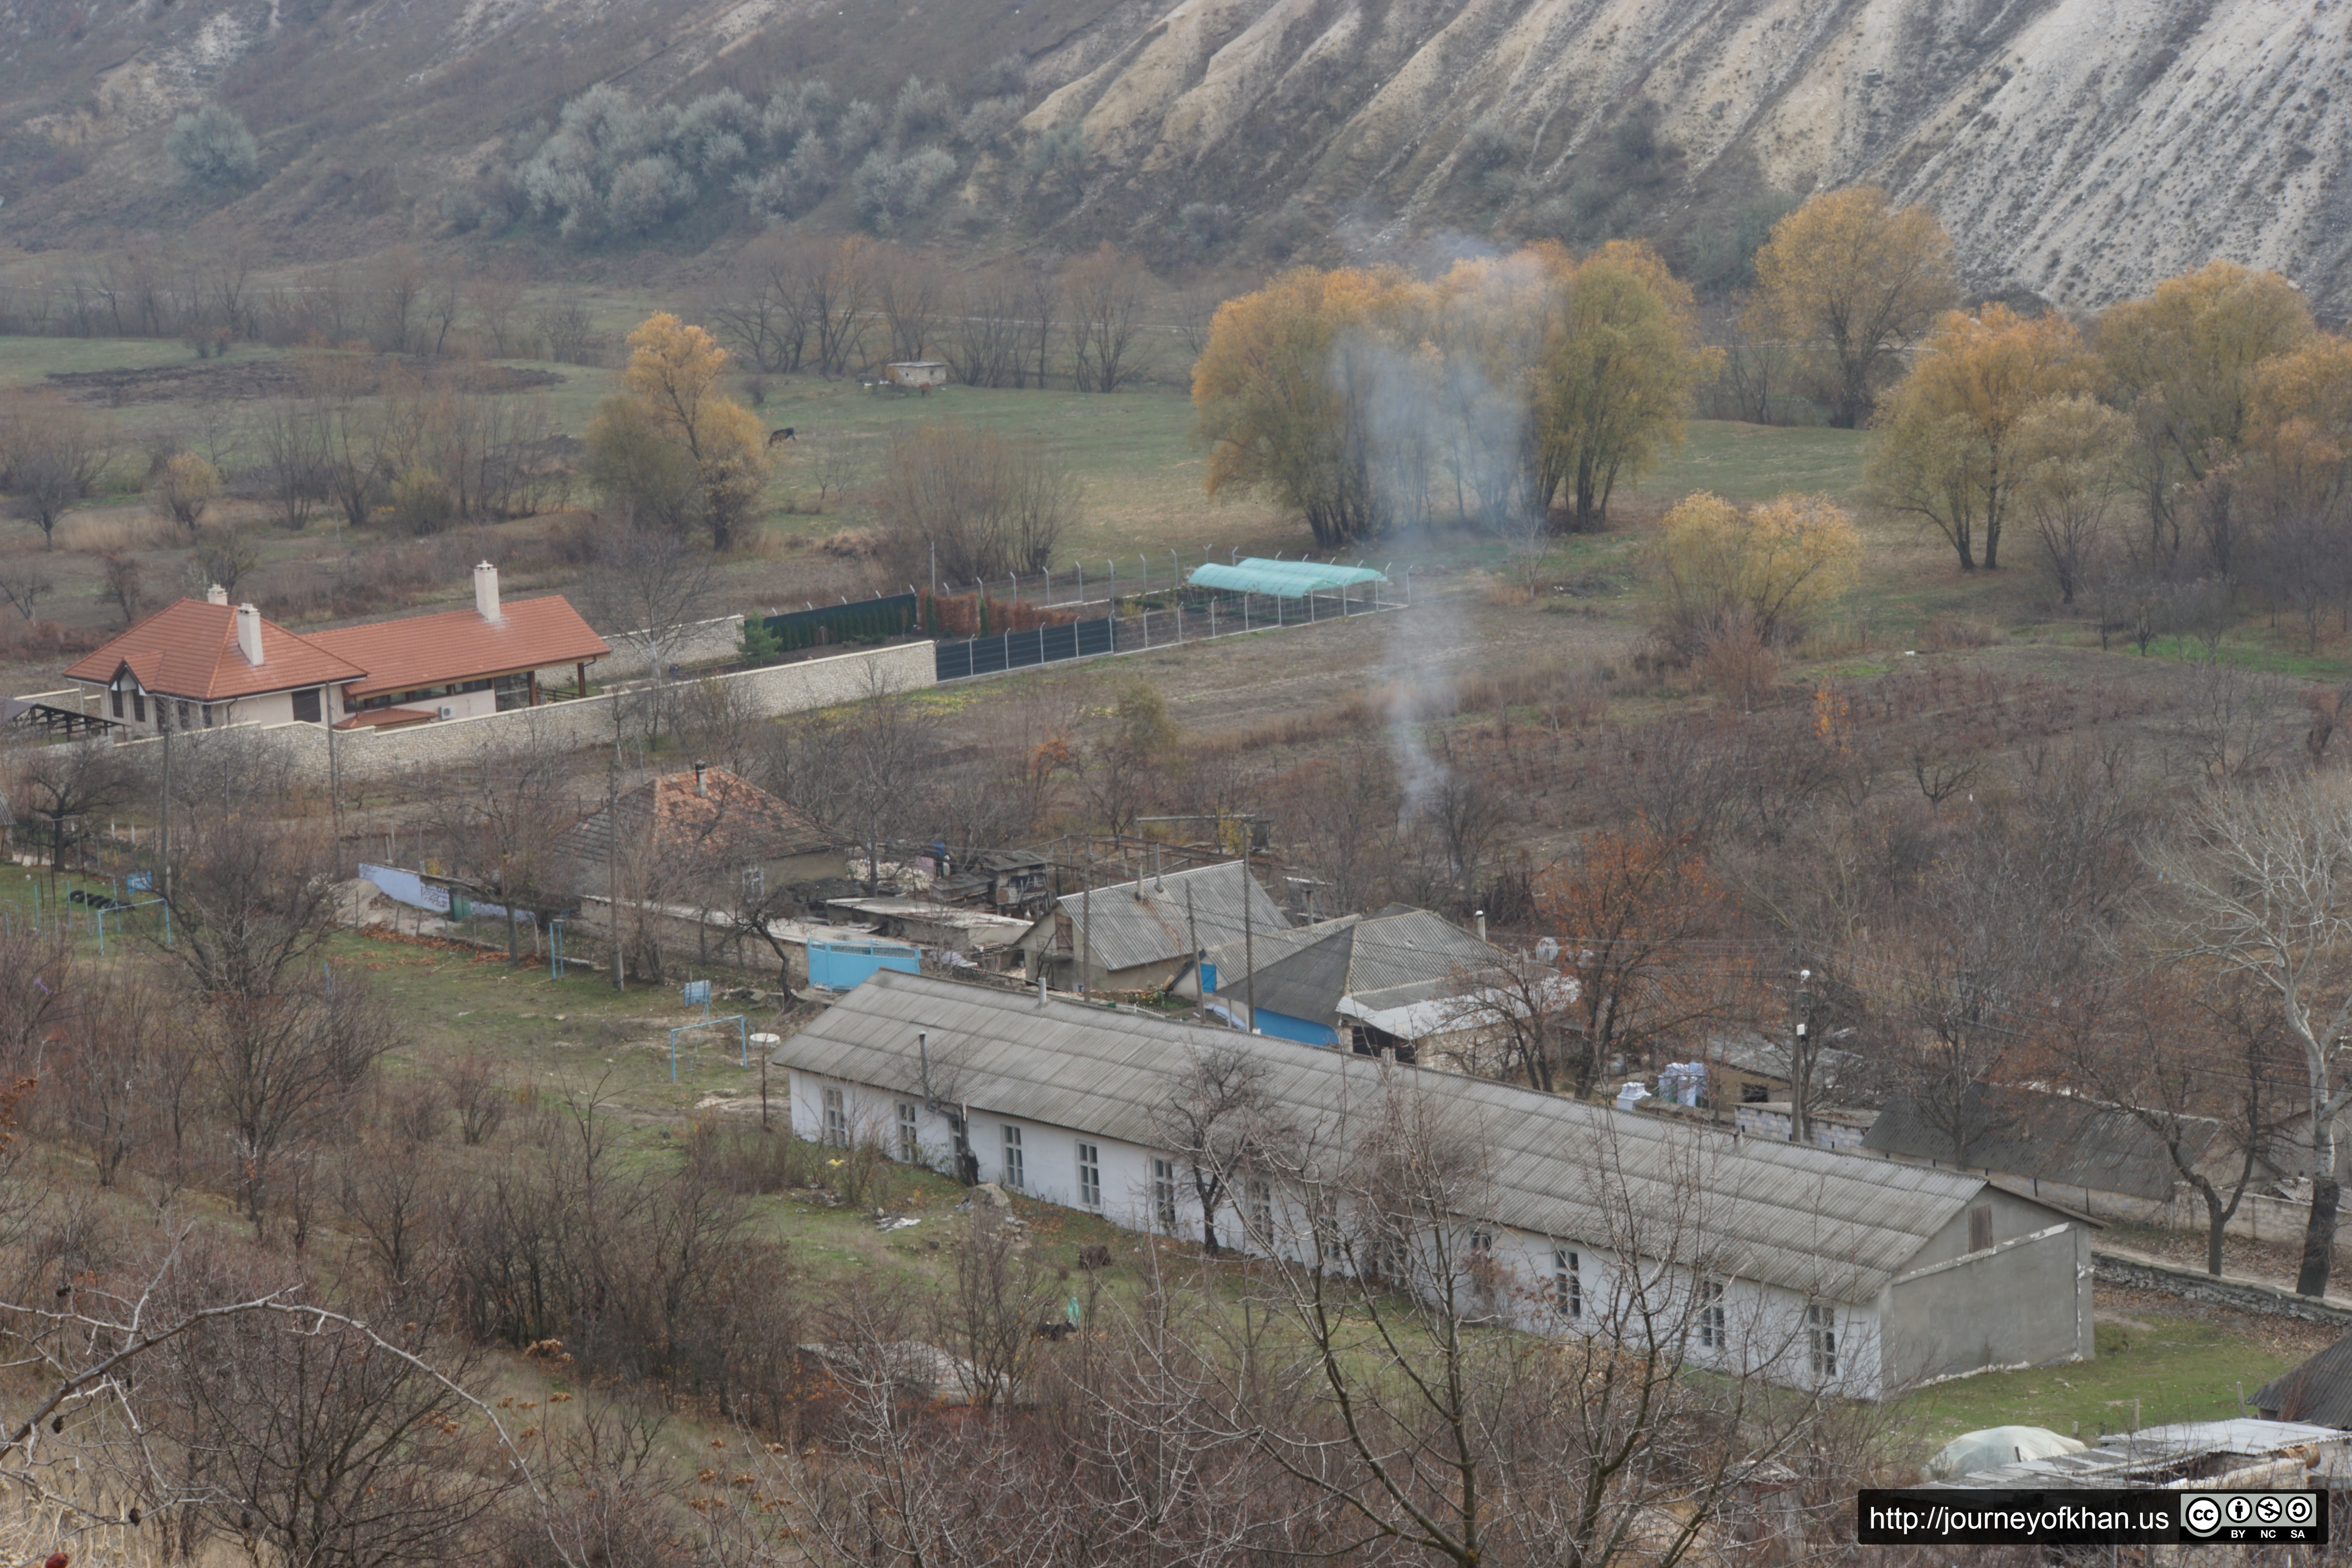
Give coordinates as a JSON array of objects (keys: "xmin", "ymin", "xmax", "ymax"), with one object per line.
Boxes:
[{"xmin": 1899, "ymin": 1308, "xmax": 2309, "ymax": 1453}]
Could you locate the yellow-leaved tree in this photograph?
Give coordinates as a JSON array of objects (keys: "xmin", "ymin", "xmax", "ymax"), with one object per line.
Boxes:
[
  {"xmin": 1531, "ymin": 240, "xmax": 1714, "ymax": 528},
  {"xmin": 1194, "ymin": 244, "xmax": 1708, "ymax": 542},
  {"xmin": 1192, "ymin": 266, "xmax": 1426, "ymax": 547},
  {"xmin": 2096, "ymin": 260, "xmax": 2313, "ymax": 559},
  {"xmin": 585, "ymin": 313, "xmax": 769, "ymax": 549},
  {"xmin": 1867, "ymin": 303, "xmax": 2089, "ymax": 570},
  {"xmin": 1745, "ymin": 187, "xmax": 1956, "ymax": 429},
  {"xmin": 1650, "ymin": 490, "xmax": 1860, "ymax": 653}
]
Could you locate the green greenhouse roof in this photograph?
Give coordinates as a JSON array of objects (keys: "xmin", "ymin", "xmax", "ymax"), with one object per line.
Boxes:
[{"xmin": 1188, "ymin": 558, "xmax": 1391, "ymax": 599}]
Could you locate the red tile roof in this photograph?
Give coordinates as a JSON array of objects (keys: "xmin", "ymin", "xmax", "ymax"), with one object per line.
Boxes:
[
  {"xmin": 63, "ymin": 600, "xmax": 367, "ymax": 702},
  {"xmin": 302, "ymin": 595, "xmax": 612, "ymax": 701}
]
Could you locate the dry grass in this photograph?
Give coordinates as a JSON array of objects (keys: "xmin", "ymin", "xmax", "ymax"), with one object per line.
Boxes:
[
  {"xmin": 51, "ymin": 510, "xmax": 175, "ymax": 554},
  {"xmin": 0, "ymin": 1499, "xmax": 171, "ymax": 1567},
  {"xmin": 1922, "ymin": 613, "xmax": 1999, "ymax": 650},
  {"xmin": 1479, "ymin": 573, "xmax": 1534, "ymax": 607},
  {"xmin": 1189, "ymin": 659, "xmax": 1613, "ymax": 760}
]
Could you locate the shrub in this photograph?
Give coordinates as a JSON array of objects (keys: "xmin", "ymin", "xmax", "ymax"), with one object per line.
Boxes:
[
  {"xmin": 165, "ymin": 105, "xmax": 261, "ymax": 189},
  {"xmin": 604, "ymin": 154, "xmax": 697, "ymax": 236},
  {"xmin": 892, "ymin": 77, "xmax": 957, "ymax": 144},
  {"xmin": 851, "ymin": 146, "xmax": 956, "ymax": 231},
  {"xmin": 149, "ymin": 450, "xmax": 221, "ymax": 532},
  {"xmin": 873, "ymin": 420, "xmax": 1074, "ymax": 584},
  {"xmin": 1650, "ymin": 490, "xmax": 1860, "ymax": 655},
  {"xmin": 1458, "ymin": 116, "xmax": 1521, "ymax": 172},
  {"xmin": 833, "ymin": 99, "xmax": 886, "ymax": 160},
  {"xmin": 957, "ymin": 95, "xmax": 1026, "ymax": 150},
  {"xmin": 736, "ymin": 140, "xmax": 832, "ymax": 223}
]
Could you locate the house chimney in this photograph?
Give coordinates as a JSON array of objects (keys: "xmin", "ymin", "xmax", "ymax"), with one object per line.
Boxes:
[
  {"xmin": 235, "ymin": 603, "xmax": 264, "ymax": 667},
  {"xmin": 1475, "ymin": 909, "xmax": 1486, "ymax": 944},
  {"xmin": 693, "ymin": 760, "xmax": 709, "ymax": 797},
  {"xmin": 205, "ymin": 583, "xmax": 229, "ymax": 606},
  {"xmin": 474, "ymin": 561, "xmax": 501, "ymax": 623}
]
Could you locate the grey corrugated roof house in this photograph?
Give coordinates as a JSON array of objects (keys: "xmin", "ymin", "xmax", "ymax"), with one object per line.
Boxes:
[
  {"xmin": 1214, "ymin": 906, "xmax": 1508, "ymax": 1044},
  {"xmin": 2256, "ymin": 1337, "xmax": 2352, "ymax": 1428},
  {"xmin": 773, "ymin": 971, "xmax": 2076, "ymax": 1306},
  {"xmin": 1862, "ymin": 1083, "xmax": 2214, "ymax": 1203},
  {"xmin": 1013, "ymin": 860, "xmax": 1287, "ymax": 992}
]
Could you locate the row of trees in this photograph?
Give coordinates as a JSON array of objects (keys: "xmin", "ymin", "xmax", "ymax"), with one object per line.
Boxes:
[
  {"xmin": 1193, "ymin": 241, "xmax": 1714, "ymax": 544},
  {"xmin": 0, "ymin": 247, "xmax": 597, "ymax": 364},
  {"xmin": 1866, "ymin": 261, "xmax": 2344, "ymax": 597},
  {"xmin": 706, "ymin": 234, "xmax": 1158, "ymax": 391}
]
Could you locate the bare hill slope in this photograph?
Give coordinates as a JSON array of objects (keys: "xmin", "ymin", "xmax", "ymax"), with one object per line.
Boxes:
[{"xmin": 4, "ymin": 0, "xmax": 2346, "ymax": 312}]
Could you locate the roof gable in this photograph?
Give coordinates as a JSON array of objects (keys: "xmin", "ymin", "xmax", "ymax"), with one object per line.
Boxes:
[
  {"xmin": 1045, "ymin": 861, "xmax": 1289, "ymax": 973},
  {"xmin": 63, "ymin": 600, "xmax": 366, "ymax": 701},
  {"xmin": 1235, "ymin": 908, "xmax": 1507, "ymax": 1024},
  {"xmin": 774, "ymin": 971, "xmax": 2021, "ymax": 1300},
  {"xmin": 563, "ymin": 767, "xmax": 835, "ymax": 865}
]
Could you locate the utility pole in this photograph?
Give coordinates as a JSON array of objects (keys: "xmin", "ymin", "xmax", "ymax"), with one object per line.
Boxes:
[
  {"xmin": 1242, "ymin": 829, "xmax": 1255, "ymax": 1033},
  {"xmin": 158, "ymin": 719, "xmax": 171, "ymax": 902},
  {"xmin": 1789, "ymin": 967, "xmax": 1815, "ymax": 1146},
  {"xmin": 1080, "ymin": 852, "xmax": 1092, "ymax": 996}
]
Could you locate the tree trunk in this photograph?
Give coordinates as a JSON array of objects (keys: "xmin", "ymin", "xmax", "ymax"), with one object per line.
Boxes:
[{"xmin": 2299, "ymin": 1176, "xmax": 2340, "ymax": 1297}]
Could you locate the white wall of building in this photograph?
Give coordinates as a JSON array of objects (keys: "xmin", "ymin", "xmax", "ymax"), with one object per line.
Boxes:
[{"xmin": 786, "ymin": 1065, "xmax": 1889, "ymax": 1398}]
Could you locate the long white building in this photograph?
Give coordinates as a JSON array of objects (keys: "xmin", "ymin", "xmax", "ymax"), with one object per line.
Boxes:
[{"xmin": 771, "ymin": 972, "xmax": 2095, "ymax": 1399}]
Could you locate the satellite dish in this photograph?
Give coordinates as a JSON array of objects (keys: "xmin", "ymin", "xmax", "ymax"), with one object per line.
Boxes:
[{"xmin": 1534, "ymin": 937, "xmax": 1560, "ymax": 964}]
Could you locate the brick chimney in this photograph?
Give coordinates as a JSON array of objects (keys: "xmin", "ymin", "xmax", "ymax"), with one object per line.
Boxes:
[
  {"xmin": 205, "ymin": 583, "xmax": 229, "ymax": 606},
  {"xmin": 474, "ymin": 561, "xmax": 501, "ymax": 623},
  {"xmin": 235, "ymin": 603, "xmax": 264, "ymax": 667}
]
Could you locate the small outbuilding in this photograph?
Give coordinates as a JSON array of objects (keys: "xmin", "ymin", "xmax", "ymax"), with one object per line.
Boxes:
[{"xmin": 881, "ymin": 361, "xmax": 950, "ymax": 390}]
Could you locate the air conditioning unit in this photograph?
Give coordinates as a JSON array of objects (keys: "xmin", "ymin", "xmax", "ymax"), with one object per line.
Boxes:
[{"xmin": 438, "ymin": 705, "xmax": 454, "ymax": 720}]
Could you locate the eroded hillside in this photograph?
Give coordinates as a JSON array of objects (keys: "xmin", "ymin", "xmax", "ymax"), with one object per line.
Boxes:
[{"xmin": 2, "ymin": 0, "xmax": 2345, "ymax": 312}]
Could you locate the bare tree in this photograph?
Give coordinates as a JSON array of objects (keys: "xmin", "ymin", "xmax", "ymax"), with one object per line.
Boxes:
[
  {"xmin": 766, "ymin": 667, "xmax": 943, "ymax": 893},
  {"xmin": 1063, "ymin": 244, "xmax": 1152, "ymax": 393},
  {"xmin": 428, "ymin": 721, "xmax": 580, "ymax": 965},
  {"xmin": 202, "ymin": 974, "xmax": 392, "ymax": 1230},
  {"xmin": 8, "ymin": 738, "xmax": 140, "ymax": 877},
  {"xmin": 580, "ymin": 526, "xmax": 719, "ymax": 690},
  {"xmin": 0, "ymin": 559, "xmax": 53, "ymax": 620},
  {"xmin": 2154, "ymin": 771, "xmax": 2352, "ymax": 1296},
  {"xmin": 159, "ymin": 807, "xmax": 339, "ymax": 1002},
  {"xmin": 871, "ymin": 245, "xmax": 948, "ymax": 365},
  {"xmin": 1152, "ymin": 1045, "xmax": 1273, "ymax": 1254},
  {"xmin": 871, "ymin": 420, "xmax": 1074, "ymax": 586},
  {"xmin": 0, "ymin": 393, "xmax": 118, "ymax": 548},
  {"xmin": 933, "ymin": 1206, "xmax": 1058, "ymax": 1407},
  {"xmin": 1165, "ymin": 1073, "xmax": 1858, "ymax": 1568},
  {"xmin": 254, "ymin": 399, "xmax": 329, "ymax": 530}
]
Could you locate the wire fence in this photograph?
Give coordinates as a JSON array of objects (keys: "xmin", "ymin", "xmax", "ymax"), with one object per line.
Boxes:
[
  {"xmin": 934, "ymin": 584, "xmax": 1396, "ymax": 682},
  {"xmin": 923, "ymin": 546, "xmax": 1408, "ymax": 613}
]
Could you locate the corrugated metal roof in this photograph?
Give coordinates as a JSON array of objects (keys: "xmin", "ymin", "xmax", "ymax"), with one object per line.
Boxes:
[
  {"xmin": 2256, "ymin": 1336, "xmax": 2352, "ymax": 1426},
  {"xmin": 1863, "ymin": 1083, "xmax": 2212, "ymax": 1203},
  {"xmin": 1190, "ymin": 559, "xmax": 1390, "ymax": 599},
  {"xmin": 1227, "ymin": 908, "xmax": 1505, "ymax": 1024},
  {"xmin": 773, "ymin": 972, "xmax": 2007, "ymax": 1299},
  {"xmin": 1049, "ymin": 862, "xmax": 1288, "ymax": 973}
]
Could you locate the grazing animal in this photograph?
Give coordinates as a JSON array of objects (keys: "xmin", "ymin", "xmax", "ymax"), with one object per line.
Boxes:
[{"xmin": 767, "ymin": 427, "xmax": 796, "ymax": 447}]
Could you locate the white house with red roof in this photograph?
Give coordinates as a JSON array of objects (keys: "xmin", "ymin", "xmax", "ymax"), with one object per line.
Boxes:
[{"xmin": 64, "ymin": 564, "xmax": 612, "ymax": 735}]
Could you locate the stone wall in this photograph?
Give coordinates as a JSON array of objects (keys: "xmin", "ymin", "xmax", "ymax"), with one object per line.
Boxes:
[
  {"xmin": 2091, "ymin": 1249, "xmax": 2352, "ymax": 1327},
  {"xmin": 93, "ymin": 641, "xmax": 934, "ymax": 782},
  {"xmin": 595, "ymin": 615, "xmax": 746, "ymax": 680}
]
